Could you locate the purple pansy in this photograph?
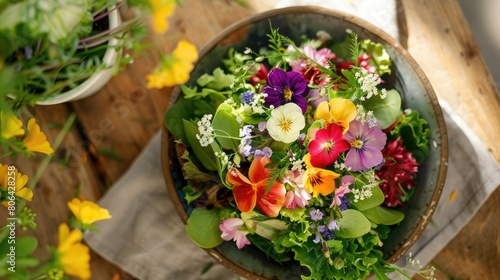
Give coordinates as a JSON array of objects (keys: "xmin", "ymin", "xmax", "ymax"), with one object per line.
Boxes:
[
  {"xmin": 343, "ymin": 120, "xmax": 387, "ymax": 172},
  {"xmin": 262, "ymin": 68, "xmax": 309, "ymax": 113}
]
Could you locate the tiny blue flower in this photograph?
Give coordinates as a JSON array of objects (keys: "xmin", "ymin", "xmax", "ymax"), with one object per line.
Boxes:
[
  {"xmin": 241, "ymin": 90, "xmax": 254, "ymax": 104},
  {"xmin": 328, "ymin": 220, "xmax": 339, "ymax": 230},
  {"xmin": 313, "ymin": 234, "xmax": 321, "ymax": 244},
  {"xmin": 339, "ymin": 196, "xmax": 351, "ymax": 211},
  {"xmin": 239, "ymin": 125, "xmax": 254, "ymax": 137},
  {"xmin": 321, "ymin": 229, "xmax": 335, "ymax": 241},
  {"xmin": 310, "ymin": 209, "xmax": 323, "ymax": 221},
  {"xmin": 258, "ymin": 122, "xmax": 267, "ymax": 132},
  {"xmin": 318, "ymin": 225, "xmax": 326, "ymax": 233}
]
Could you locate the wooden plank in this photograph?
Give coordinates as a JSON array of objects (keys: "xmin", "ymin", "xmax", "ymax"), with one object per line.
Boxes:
[
  {"xmin": 402, "ymin": 0, "xmax": 500, "ymax": 164},
  {"xmin": 0, "ymin": 104, "xmax": 119, "ymax": 278},
  {"xmin": 401, "ymin": 0, "xmax": 500, "ymax": 279}
]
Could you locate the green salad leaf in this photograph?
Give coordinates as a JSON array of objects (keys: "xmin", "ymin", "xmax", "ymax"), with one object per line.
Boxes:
[{"xmin": 185, "ymin": 208, "xmax": 223, "ymax": 248}]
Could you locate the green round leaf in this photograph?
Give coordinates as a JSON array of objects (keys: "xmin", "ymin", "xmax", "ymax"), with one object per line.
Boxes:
[
  {"xmin": 185, "ymin": 208, "xmax": 223, "ymax": 248},
  {"xmin": 351, "ymin": 185, "xmax": 385, "ymax": 211},
  {"xmin": 362, "ymin": 89, "xmax": 401, "ymax": 129},
  {"xmin": 362, "ymin": 206, "xmax": 405, "ymax": 225},
  {"xmin": 334, "ymin": 209, "xmax": 371, "ymax": 238}
]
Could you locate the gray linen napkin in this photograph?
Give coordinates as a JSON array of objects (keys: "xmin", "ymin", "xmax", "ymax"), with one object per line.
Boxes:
[{"xmin": 85, "ymin": 2, "xmax": 500, "ymax": 279}]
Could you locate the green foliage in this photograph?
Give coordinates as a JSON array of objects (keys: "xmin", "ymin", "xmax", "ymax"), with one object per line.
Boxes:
[
  {"xmin": 360, "ymin": 39, "xmax": 392, "ymax": 77},
  {"xmin": 362, "ymin": 89, "xmax": 402, "ymax": 129},
  {"xmin": 212, "ymin": 104, "xmax": 240, "ymax": 152},
  {"xmin": 197, "ymin": 67, "xmax": 235, "ymax": 91},
  {"xmin": 351, "ymin": 185, "xmax": 385, "ymax": 211},
  {"xmin": 362, "ymin": 206, "xmax": 405, "ymax": 226},
  {"xmin": 182, "ymin": 119, "xmax": 218, "ymax": 171},
  {"xmin": 334, "ymin": 209, "xmax": 371, "ymax": 239},
  {"xmin": 185, "ymin": 207, "xmax": 224, "ymax": 248},
  {"xmin": 0, "ymin": 232, "xmax": 39, "ymax": 279},
  {"xmin": 390, "ymin": 109, "xmax": 431, "ymax": 162}
]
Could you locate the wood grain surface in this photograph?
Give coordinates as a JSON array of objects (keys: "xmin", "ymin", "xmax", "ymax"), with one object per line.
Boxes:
[{"xmin": 2, "ymin": 0, "xmax": 498, "ymax": 279}]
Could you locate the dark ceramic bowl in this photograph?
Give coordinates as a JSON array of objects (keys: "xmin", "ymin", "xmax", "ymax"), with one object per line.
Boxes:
[{"xmin": 162, "ymin": 6, "xmax": 448, "ymax": 280}]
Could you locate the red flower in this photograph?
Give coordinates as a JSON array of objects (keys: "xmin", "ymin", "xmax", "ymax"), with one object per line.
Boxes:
[
  {"xmin": 308, "ymin": 124, "xmax": 350, "ymax": 168},
  {"xmin": 226, "ymin": 156, "xmax": 286, "ymax": 217},
  {"xmin": 376, "ymin": 138, "xmax": 419, "ymax": 207},
  {"xmin": 250, "ymin": 64, "xmax": 269, "ymax": 86}
]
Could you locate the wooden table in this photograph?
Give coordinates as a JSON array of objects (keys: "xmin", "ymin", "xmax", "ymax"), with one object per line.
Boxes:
[{"xmin": 6, "ymin": 0, "xmax": 499, "ymax": 279}]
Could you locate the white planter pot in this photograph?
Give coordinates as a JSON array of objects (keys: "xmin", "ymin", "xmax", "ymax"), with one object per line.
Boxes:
[{"xmin": 36, "ymin": 8, "xmax": 122, "ymax": 105}]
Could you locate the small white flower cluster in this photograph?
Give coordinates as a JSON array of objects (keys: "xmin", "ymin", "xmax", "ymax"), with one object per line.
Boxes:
[
  {"xmin": 214, "ymin": 151, "xmax": 229, "ymax": 166},
  {"xmin": 355, "ymin": 68, "xmax": 385, "ymax": 101},
  {"xmin": 334, "ymin": 161, "xmax": 350, "ymax": 171},
  {"xmin": 352, "ymin": 172, "xmax": 380, "ymax": 202},
  {"xmin": 196, "ymin": 114, "xmax": 215, "ymax": 147},
  {"xmin": 404, "ymin": 253, "xmax": 436, "ymax": 280},
  {"xmin": 355, "ymin": 104, "xmax": 378, "ymax": 128},
  {"xmin": 289, "ymin": 153, "xmax": 305, "ymax": 173},
  {"xmin": 351, "ymin": 184, "xmax": 375, "ymax": 203},
  {"xmin": 229, "ymin": 92, "xmax": 267, "ymax": 125}
]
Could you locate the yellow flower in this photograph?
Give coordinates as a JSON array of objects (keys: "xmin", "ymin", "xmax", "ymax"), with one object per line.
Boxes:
[
  {"xmin": 56, "ymin": 223, "xmax": 91, "ymax": 280},
  {"xmin": 68, "ymin": 197, "xmax": 112, "ymax": 225},
  {"xmin": 0, "ymin": 111, "xmax": 25, "ymax": 139},
  {"xmin": 314, "ymin": 98, "xmax": 357, "ymax": 133},
  {"xmin": 146, "ymin": 39, "xmax": 198, "ymax": 89},
  {"xmin": 302, "ymin": 154, "xmax": 339, "ymax": 197},
  {"xmin": 150, "ymin": 0, "xmax": 176, "ymax": 34},
  {"xmin": 0, "ymin": 164, "xmax": 32, "ymax": 206},
  {"xmin": 22, "ymin": 118, "xmax": 54, "ymax": 155}
]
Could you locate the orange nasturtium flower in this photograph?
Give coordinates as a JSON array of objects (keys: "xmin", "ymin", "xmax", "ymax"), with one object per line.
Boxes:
[
  {"xmin": 67, "ymin": 198, "xmax": 112, "ymax": 226},
  {"xmin": 303, "ymin": 153, "xmax": 339, "ymax": 197},
  {"xmin": 226, "ymin": 156, "xmax": 286, "ymax": 217},
  {"xmin": 146, "ymin": 39, "xmax": 199, "ymax": 89},
  {"xmin": 0, "ymin": 111, "xmax": 25, "ymax": 139},
  {"xmin": 22, "ymin": 118, "xmax": 54, "ymax": 155},
  {"xmin": 314, "ymin": 98, "xmax": 357, "ymax": 133},
  {"xmin": 56, "ymin": 223, "xmax": 91, "ymax": 280},
  {"xmin": 150, "ymin": 0, "xmax": 176, "ymax": 34},
  {"xmin": 0, "ymin": 164, "xmax": 32, "ymax": 206}
]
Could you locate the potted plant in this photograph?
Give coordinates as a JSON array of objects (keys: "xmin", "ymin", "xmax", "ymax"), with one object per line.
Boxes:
[{"xmin": 0, "ymin": 0, "xmax": 177, "ymax": 105}]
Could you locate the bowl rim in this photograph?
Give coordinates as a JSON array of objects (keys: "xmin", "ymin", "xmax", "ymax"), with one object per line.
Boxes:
[{"xmin": 161, "ymin": 5, "xmax": 448, "ymax": 279}]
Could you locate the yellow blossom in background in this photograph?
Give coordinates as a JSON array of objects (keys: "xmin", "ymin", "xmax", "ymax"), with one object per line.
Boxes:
[
  {"xmin": 0, "ymin": 164, "xmax": 32, "ymax": 206},
  {"xmin": 56, "ymin": 223, "xmax": 91, "ymax": 280},
  {"xmin": 150, "ymin": 0, "xmax": 176, "ymax": 34},
  {"xmin": 146, "ymin": 39, "xmax": 198, "ymax": 89},
  {"xmin": 22, "ymin": 118, "xmax": 54, "ymax": 155},
  {"xmin": 0, "ymin": 111, "xmax": 25, "ymax": 139},
  {"xmin": 68, "ymin": 197, "xmax": 112, "ymax": 225}
]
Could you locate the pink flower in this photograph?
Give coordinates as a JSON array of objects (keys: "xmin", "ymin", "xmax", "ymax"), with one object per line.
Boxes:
[
  {"xmin": 288, "ymin": 45, "xmax": 335, "ymax": 85},
  {"xmin": 283, "ymin": 171, "xmax": 311, "ymax": 208},
  {"xmin": 219, "ymin": 218, "xmax": 251, "ymax": 249},
  {"xmin": 308, "ymin": 124, "xmax": 351, "ymax": 168},
  {"xmin": 330, "ymin": 175, "xmax": 353, "ymax": 208}
]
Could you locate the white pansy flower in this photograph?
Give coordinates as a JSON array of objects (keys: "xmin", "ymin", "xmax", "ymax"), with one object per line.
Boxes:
[{"xmin": 266, "ymin": 103, "xmax": 305, "ymax": 144}]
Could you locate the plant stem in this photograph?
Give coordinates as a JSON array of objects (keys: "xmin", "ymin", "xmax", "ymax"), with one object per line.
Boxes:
[
  {"xmin": 94, "ymin": 2, "xmax": 124, "ymax": 22},
  {"xmin": 28, "ymin": 114, "xmax": 77, "ymax": 190}
]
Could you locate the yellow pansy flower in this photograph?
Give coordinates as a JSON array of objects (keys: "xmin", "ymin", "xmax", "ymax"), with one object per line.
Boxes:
[
  {"xmin": 0, "ymin": 111, "xmax": 25, "ymax": 139},
  {"xmin": 314, "ymin": 98, "xmax": 357, "ymax": 133},
  {"xmin": 56, "ymin": 223, "xmax": 91, "ymax": 280},
  {"xmin": 146, "ymin": 39, "xmax": 198, "ymax": 89},
  {"xmin": 22, "ymin": 118, "xmax": 54, "ymax": 155},
  {"xmin": 67, "ymin": 197, "xmax": 112, "ymax": 225},
  {"xmin": 150, "ymin": 0, "xmax": 176, "ymax": 34},
  {"xmin": 302, "ymin": 154, "xmax": 339, "ymax": 197},
  {"xmin": 0, "ymin": 164, "xmax": 32, "ymax": 206}
]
